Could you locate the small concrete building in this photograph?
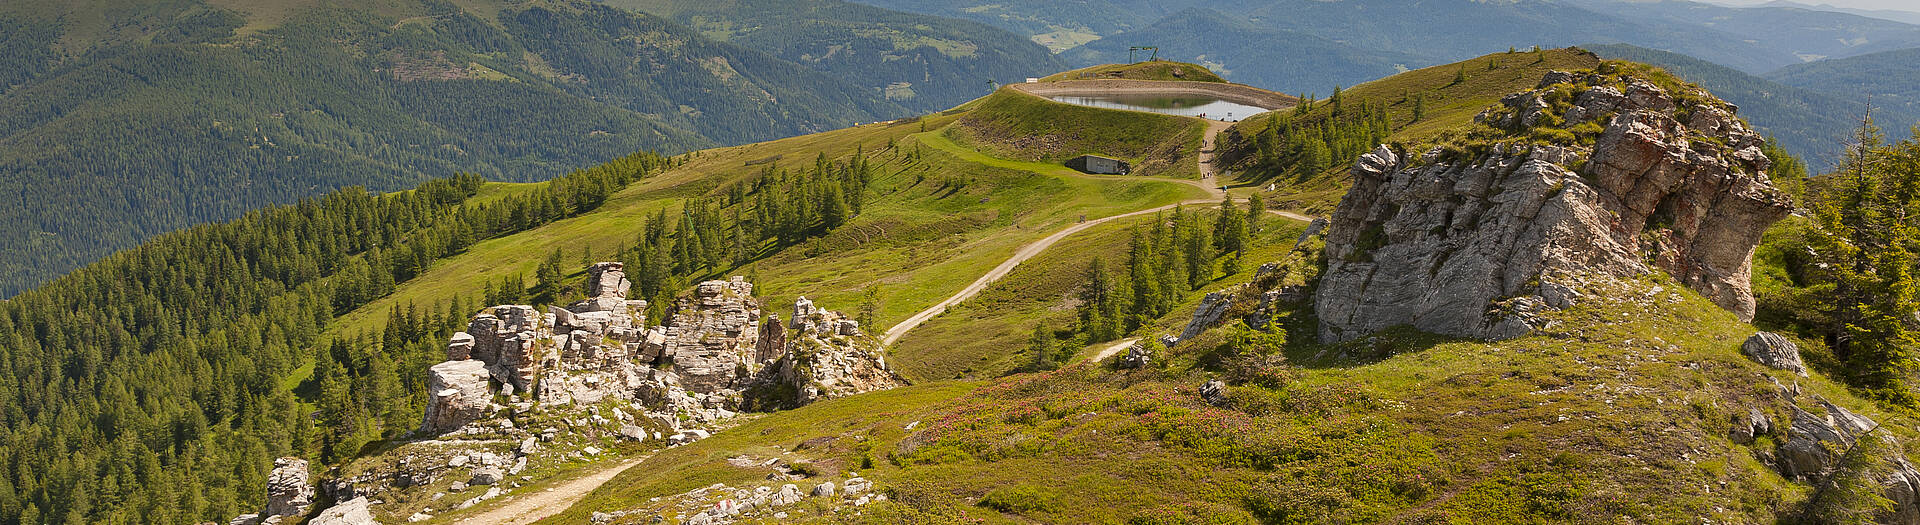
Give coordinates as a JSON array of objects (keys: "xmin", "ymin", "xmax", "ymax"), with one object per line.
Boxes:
[{"xmin": 1067, "ymin": 155, "xmax": 1130, "ymax": 175}]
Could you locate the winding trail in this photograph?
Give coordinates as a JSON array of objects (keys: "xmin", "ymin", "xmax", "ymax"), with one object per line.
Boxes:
[
  {"xmin": 1092, "ymin": 337, "xmax": 1143, "ymax": 363},
  {"xmin": 452, "ymin": 456, "xmax": 648, "ymax": 525},
  {"xmin": 883, "ymin": 119, "xmax": 1307, "ymax": 346}
]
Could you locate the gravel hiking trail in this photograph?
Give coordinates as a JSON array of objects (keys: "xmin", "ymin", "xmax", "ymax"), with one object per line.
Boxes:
[
  {"xmin": 886, "ymin": 120, "xmax": 1280, "ymax": 345},
  {"xmin": 453, "ymin": 456, "xmax": 647, "ymax": 525}
]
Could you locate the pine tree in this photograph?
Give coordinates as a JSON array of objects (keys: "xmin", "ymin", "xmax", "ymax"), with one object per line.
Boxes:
[
  {"xmin": 1452, "ymin": 66, "xmax": 1467, "ymax": 85},
  {"xmin": 1027, "ymin": 324, "xmax": 1056, "ymax": 372},
  {"xmin": 1078, "ymin": 258, "xmax": 1123, "ymax": 342},
  {"xmin": 1412, "ymin": 94, "xmax": 1426, "ymax": 122},
  {"xmin": 1806, "ymin": 113, "xmax": 1920, "ymax": 406},
  {"xmin": 858, "ymin": 285, "xmax": 881, "ymax": 330}
]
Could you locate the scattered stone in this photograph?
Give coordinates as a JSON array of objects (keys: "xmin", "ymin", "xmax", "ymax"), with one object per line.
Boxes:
[
  {"xmin": 1742, "ymin": 332, "xmax": 1809, "ymax": 377},
  {"xmin": 843, "ymin": 477, "xmax": 872, "ymax": 496},
  {"xmin": 469, "ymin": 467, "xmax": 504, "ymax": 486},
  {"xmin": 812, "ymin": 482, "xmax": 836, "ymax": 498},
  {"xmin": 408, "ymin": 512, "xmax": 433, "ymax": 522}
]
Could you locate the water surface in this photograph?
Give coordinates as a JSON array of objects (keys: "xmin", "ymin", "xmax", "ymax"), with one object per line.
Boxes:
[{"xmin": 1046, "ymin": 94, "xmax": 1270, "ymax": 121}]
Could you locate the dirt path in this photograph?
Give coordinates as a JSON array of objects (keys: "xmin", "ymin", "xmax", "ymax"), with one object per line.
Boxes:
[
  {"xmin": 1091, "ymin": 337, "xmax": 1142, "ymax": 363},
  {"xmin": 883, "ymin": 121, "xmax": 1241, "ymax": 346},
  {"xmin": 452, "ymin": 456, "xmax": 647, "ymax": 525}
]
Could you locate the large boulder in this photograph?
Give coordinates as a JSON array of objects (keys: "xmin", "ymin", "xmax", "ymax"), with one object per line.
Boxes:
[
  {"xmin": 420, "ymin": 360, "xmax": 492, "ymax": 435},
  {"xmin": 1315, "ymin": 71, "xmax": 1791, "ymax": 342},
  {"xmin": 309, "ymin": 497, "xmax": 379, "ymax": 525},
  {"xmin": 1742, "ymin": 332, "xmax": 1809, "ymax": 376}
]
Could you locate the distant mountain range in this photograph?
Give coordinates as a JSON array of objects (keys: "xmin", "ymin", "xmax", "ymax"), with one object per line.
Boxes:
[
  {"xmin": 851, "ymin": 0, "xmax": 1920, "ymax": 167},
  {"xmin": 0, "ymin": 0, "xmax": 1048, "ymax": 296},
  {"xmin": 1754, "ymin": 0, "xmax": 1920, "ymax": 26},
  {"xmin": 608, "ymin": 0, "xmax": 1064, "ymax": 113}
]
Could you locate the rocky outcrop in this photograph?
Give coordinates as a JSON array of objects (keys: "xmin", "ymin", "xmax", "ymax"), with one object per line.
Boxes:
[
  {"xmin": 1774, "ymin": 398, "xmax": 1920, "ymax": 523},
  {"xmin": 1316, "ymin": 70, "xmax": 1792, "ymax": 342},
  {"xmin": 420, "ymin": 360, "xmax": 492, "ymax": 434},
  {"xmin": 230, "ymin": 457, "xmax": 315, "ymax": 525},
  {"xmin": 759, "ymin": 303, "xmax": 903, "ymax": 407},
  {"xmin": 1742, "ymin": 332, "xmax": 1809, "ymax": 377},
  {"xmin": 664, "ymin": 278, "xmax": 764, "ymax": 394}
]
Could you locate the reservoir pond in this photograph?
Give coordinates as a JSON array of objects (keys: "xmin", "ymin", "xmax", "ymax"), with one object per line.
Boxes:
[{"xmin": 1045, "ymin": 94, "xmax": 1271, "ymax": 121}]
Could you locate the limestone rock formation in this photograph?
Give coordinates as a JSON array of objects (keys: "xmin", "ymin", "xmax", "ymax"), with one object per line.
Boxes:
[
  {"xmin": 1316, "ymin": 70, "xmax": 1792, "ymax": 342},
  {"xmin": 664, "ymin": 278, "xmax": 764, "ymax": 394},
  {"xmin": 309, "ymin": 496, "xmax": 379, "ymax": 525},
  {"xmin": 1742, "ymin": 332, "xmax": 1809, "ymax": 377},
  {"xmin": 264, "ymin": 457, "xmax": 315, "ymax": 518},
  {"xmin": 759, "ymin": 302, "xmax": 904, "ymax": 407},
  {"xmin": 230, "ymin": 457, "xmax": 315, "ymax": 525},
  {"xmin": 420, "ymin": 360, "xmax": 491, "ymax": 435}
]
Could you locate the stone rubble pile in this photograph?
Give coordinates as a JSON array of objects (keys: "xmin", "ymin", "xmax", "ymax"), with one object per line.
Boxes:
[
  {"xmin": 590, "ymin": 475, "xmax": 885, "ymax": 524},
  {"xmin": 235, "ymin": 264, "xmax": 906, "ymax": 524}
]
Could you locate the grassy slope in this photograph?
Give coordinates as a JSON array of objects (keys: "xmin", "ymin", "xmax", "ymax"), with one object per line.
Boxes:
[
  {"xmin": 523, "ymin": 49, "xmax": 1920, "ymax": 523},
  {"xmin": 322, "ymin": 109, "xmax": 1207, "ymax": 370},
  {"xmin": 948, "ymin": 88, "xmax": 1207, "ymax": 178},
  {"xmin": 1040, "ymin": 61, "xmax": 1228, "ymax": 83},
  {"xmin": 1219, "ymin": 48, "xmax": 1603, "ymax": 213},
  {"xmin": 892, "ymin": 212, "xmax": 1307, "ymax": 382},
  {"xmin": 548, "ymin": 261, "xmax": 1917, "ymax": 523}
]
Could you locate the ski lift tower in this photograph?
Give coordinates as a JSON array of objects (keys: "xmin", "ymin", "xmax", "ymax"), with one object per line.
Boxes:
[{"xmin": 1128, "ymin": 46, "xmax": 1159, "ymax": 63}]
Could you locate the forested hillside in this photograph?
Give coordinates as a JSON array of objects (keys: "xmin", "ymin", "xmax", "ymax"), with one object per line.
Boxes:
[
  {"xmin": 0, "ymin": 150, "xmax": 669, "ymax": 523},
  {"xmin": 0, "ymin": 0, "xmax": 904, "ymax": 297},
  {"xmin": 1057, "ymin": 8, "xmax": 1421, "ymax": 96},
  {"xmin": 1588, "ymin": 44, "xmax": 1920, "ymax": 169},
  {"xmin": 608, "ymin": 0, "xmax": 1066, "ymax": 112},
  {"xmin": 1765, "ymin": 47, "xmax": 1920, "ymax": 128}
]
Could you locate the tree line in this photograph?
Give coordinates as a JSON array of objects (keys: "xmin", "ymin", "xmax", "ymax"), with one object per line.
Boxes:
[{"xmin": 0, "ymin": 148, "xmax": 667, "ymax": 524}]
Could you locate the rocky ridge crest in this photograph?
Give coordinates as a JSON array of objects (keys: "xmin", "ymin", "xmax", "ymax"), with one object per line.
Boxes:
[{"xmin": 1315, "ymin": 69, "xmax": 1793, "ymax": 342}]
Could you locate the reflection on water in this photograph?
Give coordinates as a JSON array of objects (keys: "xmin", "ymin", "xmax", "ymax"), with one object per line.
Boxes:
[{"xmin": 1046, "ymin": 94, "xmax": 1271, "ymax": 121}]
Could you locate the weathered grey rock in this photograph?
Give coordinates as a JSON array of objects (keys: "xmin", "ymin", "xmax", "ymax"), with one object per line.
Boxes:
[
  {"xmin": 1781, "ymin": 400, "xmax": 1878, "ymax": 481},
  {"xmin": 1118, "ymin": 344, "xmax": 1151, "ymax": 369},
  {"xmin": 666, "ymin": 278, "xmax": 764, "ymax": 393},
  {"xmin": 1731, "ymin": 407, "xmax": 1771, "ymax": 444},
  {"xmin": 1742, "ymin": 332, "xmax": 1808, "ymax": 377},
  {"xmin": 1200, "ymin": 380, "xmax": 1228, "ymax": 406},
  {"xmin": 811, "ymin": 482, "xmax": 836, "ymax": 498},
  {"xmin": 447, "ymin": 332, "xmax": 474, "ymax": 361},
  {"xmin": 842, "ymin": 477, "xmax": 872, "ymax": 496},
  {"xmin": 772, "ymin": 484, "xmax": 803, "ymax": 506},
  {"xmin": 757, "ymin": 299, "xmax": 904, "ymax": 407},
  {"xmin": 263, "ymin": 457, "xmax": 314, "ymax": 518},
  {"xmin": 585, "ymin": 262, "xmax": 631, "ymax": 299},
  {"xmin": 309, "ymin": 497, "xmax": 378, "ymax": 525},
  {"xmin": 1179, "ymin": 292, "xmax": 1232, "ymax": 341},
  {"xmin": 469, "ymin": 466, "xmax": 504, "ymax": 486},
  {"xmin": 420, "ymin": 360, "xmax": 491, "ymax": 435},
  {"xmin": 1315, "ymin": 73, "xmax": 1791, "ymax": 343}
]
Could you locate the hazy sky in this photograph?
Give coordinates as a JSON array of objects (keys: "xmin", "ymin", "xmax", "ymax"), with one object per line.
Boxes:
[{"xmin": 1708, "ymin": 0, "xmax": 1920, "ymax": 12}]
